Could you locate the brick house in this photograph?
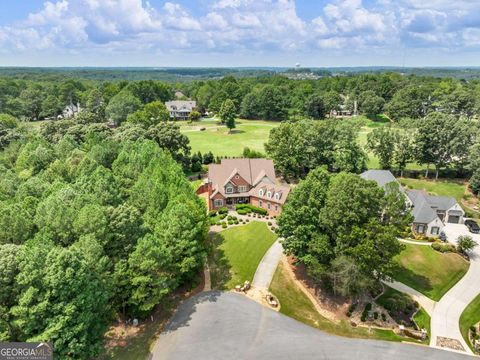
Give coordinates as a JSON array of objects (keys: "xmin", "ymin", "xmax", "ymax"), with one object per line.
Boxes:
[{"xmin": 197, "ymin": 158, "xmax": 290, "ymax": 216}]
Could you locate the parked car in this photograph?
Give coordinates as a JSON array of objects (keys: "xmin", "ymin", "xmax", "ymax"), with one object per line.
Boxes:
[
  {"xmin": 465, "ymin": 219, "xmax": 480, "ymax": 234},
  {"xmin": 439, "ymin": 231, "xmax": 447, "ymax": 242}
]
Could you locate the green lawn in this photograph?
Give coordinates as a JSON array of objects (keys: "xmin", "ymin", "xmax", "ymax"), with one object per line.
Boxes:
[
  {"xmin": 393, "ymin": 244, "xmax": 469, "ymax": 301},
  {"xmin": 400, "ymin": 178, "xmax": 467, "ymax": 204},
  {"xmin": 414, "ymin": 308, "xmax": 431, "ymax": 336},
  {"xmin": 269, "ymin": 262, "xmax": 420, "ymax": 343},
  {"xmin": 460, "ymin": 293, "xmax": 480, "ymax": 352},
  {"xmin": 208, "ymin": 221, "xmax": 277, "ymax": 289},
  {"xmin": 181, "ymin": 119, "xmax": 280, "ymax": 157}
]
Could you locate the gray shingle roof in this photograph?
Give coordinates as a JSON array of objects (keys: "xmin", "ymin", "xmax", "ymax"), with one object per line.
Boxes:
[
  {"xmin": 407, "ymin": 189, "xmax": 459, "ymax": 224},
  {"xmin": 360, "ymin": 170, "xmax": 404, "ymax": 192}
]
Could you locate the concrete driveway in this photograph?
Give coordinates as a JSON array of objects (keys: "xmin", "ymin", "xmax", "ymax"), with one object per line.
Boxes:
[
  {"xmin": 152, "ymin": 292, "xmax": 471, "ymax": 360},
  {"xmin": 430, "ymin": 223, "xmax": 480, "ymax": 353}
]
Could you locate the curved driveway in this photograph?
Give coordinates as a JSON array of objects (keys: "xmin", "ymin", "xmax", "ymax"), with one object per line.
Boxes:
[
  {"xmin": 430, "ymin": 223, "xmax": 480, "ymax": 353},
  {"xmin": 152, "ymin": 292, "xmax": 470, "ymax": 360}
]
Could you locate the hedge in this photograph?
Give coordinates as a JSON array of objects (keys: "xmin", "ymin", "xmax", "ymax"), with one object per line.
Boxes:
[
  {"xmin": 432, "ymin": 242, "xmax": 456, "ymax": 253},
  {"xmin": 235, "ymin": 204, "xmax": 267, "ymax": 215}
]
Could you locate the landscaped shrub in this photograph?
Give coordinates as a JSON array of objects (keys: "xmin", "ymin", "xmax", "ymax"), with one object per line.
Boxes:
[
  {"xmin": 268, "ymin": 222, "xmax": 272, "ymax": 226},
  {"xmin": 218, "ymin": 207, "xmax": 228, "ymax": 214},
  {"xmin": 346, "ymin": 303, "xmax": 357, "ymax": 317},
  {"xmin": 208, "ymin": 210, "xmax": 217, "ymax": 217},
  {"xmin": 222, "ymin": 224, "xmax": 227, "ymax": 229},
  {"xmin": 227, "ymin": 215, "xmax": 233, "ymax": 221},
  {"xmin": 235, "ymin": 204, "xmax": 268, "ymax": 215},
  {"xmin": 360, "ymin": 303, "xmax": 371, "ymax": 322},
  {"xmin": 432, "ymin": 242, "xmax": 456, "ymax": 253},
  {"xmin": 219, "ymin": 213, "xmax": 227, "ymax": 220}
]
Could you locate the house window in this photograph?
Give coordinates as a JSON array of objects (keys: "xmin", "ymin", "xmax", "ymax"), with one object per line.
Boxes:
[
  {"xmin": 238, "ymin": 185, "xmax": 247, "ymax": 192},
  {"xmin": 259, "ymin": 189, "xmax": 264, "ymax": 196},
  {"xmin": 214, "ymin": 199, "xmax": 224, "ymax": 207},
  {"xmin": 417, "ymin": 224, "xmax": 425, "ymax": 234},
  {"xmin": 259, "ymin": 200, "xmax": 263, "ymax": 207},
  {"xmin": 267, "ymin": 191, "xmax": 272, "ymax": 198},
  {"xmin": 431, "ymin": 226, "xmax": 440, "ymax": 235},
  {"xmin": 275, "ymin": 205, "xmax": 278, "ymax": 211},
  {"xmin": 235, "ymin": 175, "xmax": 240, "ymax": 179},
  {"xmin": 267, "ymin": 203, "xmax": 271, "ymax": 210},
  {"xmin": 225, "ymin": 185, "xmax": 234, "ymax": 194},
  {"xmin": 274, "ymin": 193, "xmax": 280, "ymax": 200}
]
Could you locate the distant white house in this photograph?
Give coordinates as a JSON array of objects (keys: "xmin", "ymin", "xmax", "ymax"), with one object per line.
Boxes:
[
  {"xmin": 360, "ymin": 170, "xmax": 464, "ymax": 237},
  {"xmin": 165, "ymin": 100, "xmax": 197, "ymax": 120},
  {"xmin": 58, "ymin": 102, "xmax": 81, "ymax": 119}
]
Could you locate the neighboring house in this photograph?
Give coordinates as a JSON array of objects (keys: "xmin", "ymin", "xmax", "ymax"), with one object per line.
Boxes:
[
  {"xmin": 360, "ymin": 169, "xmax": 464, "ymax": 237},
  {"xmin": 197, "ymin": 158, "xmax": 290, "ymax": 216},
  {"xmin": 165, "ymin": 100, "xmax": 197, "ymax": 120},
  {"xmin": 58, "ymin": 102, "xmax": 81, "ymax": 119},
  {"xmin": 407, "ymin": 190, "xmax": 464, "ymax": 237},
  {"xmin": 360, "ymin": 169, "xmax": 403, "ymax": 192}
]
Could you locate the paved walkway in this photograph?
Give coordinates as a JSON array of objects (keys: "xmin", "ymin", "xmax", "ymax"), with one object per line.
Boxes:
[
  {"xmin": 429, "ymin": 223, "xmax": 480, "ymax": 353},
  {"xmin": 398, "ymin": 239, "xmax": 433, "ymax": 246},
  {"xmin": 252, "ymin": 240, "xmax": 284, "ymax": 289},
  {"xmin": 152, "ymin": 292, "xmax": 470, "ymax": 360},
  {"xmin": 383, "ymin": 280, "xmax": 436, "ymax": 316}
]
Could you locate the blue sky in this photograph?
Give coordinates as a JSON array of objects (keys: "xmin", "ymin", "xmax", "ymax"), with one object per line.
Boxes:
[{"xmin": 0, "ymin": 0, "xmax": 479, "ymax": 67}]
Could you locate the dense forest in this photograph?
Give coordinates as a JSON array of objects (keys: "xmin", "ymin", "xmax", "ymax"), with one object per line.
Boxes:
[{"xmin": 1, "ymin": 69, "xmax": 480, "ymax": 358}]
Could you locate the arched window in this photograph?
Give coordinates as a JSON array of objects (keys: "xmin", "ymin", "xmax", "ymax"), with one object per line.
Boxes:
[
  {"xmin": 267, "ymin": 191, "xmax": 272, "ymax": 198},
  {"xmin": 274, "ymin": 193, "xmax": 280, "ymax": 200},
  {"xmin": 259, "ymin": 189, "xmax": 264, "ymax": 196}
]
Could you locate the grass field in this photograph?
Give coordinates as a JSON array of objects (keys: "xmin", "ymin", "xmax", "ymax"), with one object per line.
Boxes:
[
  {"xmin": 393, "ymin": 244, "xmax": 469, "ymax": 301},
  {"xmin": 269, "ymin": 262, "xmax": 420, "ymax": 343},
  {"xmin": 208, "ymin": 221, "xmax": 277, "ymax": 289},
  {"xmin": 460, "ymin": 293, "xmax": 480, "ymax": 352},
  {"xmin": 181, "ymin": 119, "xmax": 280, "ymax": 157}
]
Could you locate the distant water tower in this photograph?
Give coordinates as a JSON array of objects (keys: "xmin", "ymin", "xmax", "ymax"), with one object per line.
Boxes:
[{"xmin": 295, "ymin": 63, "xmax": 301, "ymax": 70}]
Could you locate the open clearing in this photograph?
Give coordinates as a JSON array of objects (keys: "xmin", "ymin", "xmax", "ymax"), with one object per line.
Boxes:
[
  {"xmin": 393, "ymin": 244, "xmax": 469, "ymax": 301},
  {"xmin": 207, "ymin": 221, "xmax": 277, "ymax": 289},
  {"xmin": 181, "ymin": 119, "xmax": 279, "ymax": 157}
]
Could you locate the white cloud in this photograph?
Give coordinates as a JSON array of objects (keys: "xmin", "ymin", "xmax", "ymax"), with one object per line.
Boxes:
[{"xmin": 0, "ymin": 0, "xmax": 479, "ymax": 63}]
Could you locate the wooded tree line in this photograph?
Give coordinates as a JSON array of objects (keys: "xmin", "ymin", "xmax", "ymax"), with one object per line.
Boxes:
[
  {"xmin": 180, "ymin": 73, "xmax": 480, "ymax": 120},
  {"xmin": 1, "ymin": 72, "xmax": 480, "ymax": 123},
  {"xmin": 0, "ymin": 120, "xmax": 208, "ymax": 358},
  {"xmin": 366, "ymin": 113, "xmax": 476, "ymax": 179}
]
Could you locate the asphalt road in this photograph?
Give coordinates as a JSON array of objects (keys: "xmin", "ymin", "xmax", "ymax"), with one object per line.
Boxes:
[{"xmin": 152, "ymin": 291, "xmax": 471, "ymax": 360}]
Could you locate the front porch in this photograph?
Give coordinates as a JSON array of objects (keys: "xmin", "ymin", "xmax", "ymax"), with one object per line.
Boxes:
[{"xmin": 225, "ymin": 196, "xmax": 250, "ymax": 209}]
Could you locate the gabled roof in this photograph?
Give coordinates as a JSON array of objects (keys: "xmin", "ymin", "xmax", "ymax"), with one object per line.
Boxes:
[
  {"xmin": 208, "ymin": 158, "xmax": 276, "ymax": 198},
  {"xmin": 360, "ymin": 170, "xmax": 404, "ymax": 192},
  {"xmin": 249, "ymin": 181, "xmax": 290, "ymax": 205},
  {"xmin": 165, "ymin": 100, "xmax": 196, "ymax": 112},
  {"xmin": 407, "ymin": 190, "xmax": 438, "ymax": 224},
  {"xmin": 407, "ymin": 189, "xmax": 461, "ymax": 224}
]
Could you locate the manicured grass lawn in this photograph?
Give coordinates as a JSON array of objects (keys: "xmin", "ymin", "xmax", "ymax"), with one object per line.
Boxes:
[
  {"xmin": 181, "ymin": 119, "xmax": 280, "ymax": 157},
  {"xmin": 208, "ymin": 221, "xmax": 277, "ymax": 289},
  {"xmin": 414, "ymin": 308, "xmax": 431, "ymax": 336},
  {"xmin": 393, "ymin": 244, "xmax": 469, "ymax": 301},
  {"xmin": 460, "ymin": 293, "xmax": 480, "ymax": 352},
  {"xmin": 400, "ymin": 178, "xmax": 467, "ymax": 204},
  {"xmin": 269, "ymin": 262, "xmax": 419, "ymax": 343}
]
